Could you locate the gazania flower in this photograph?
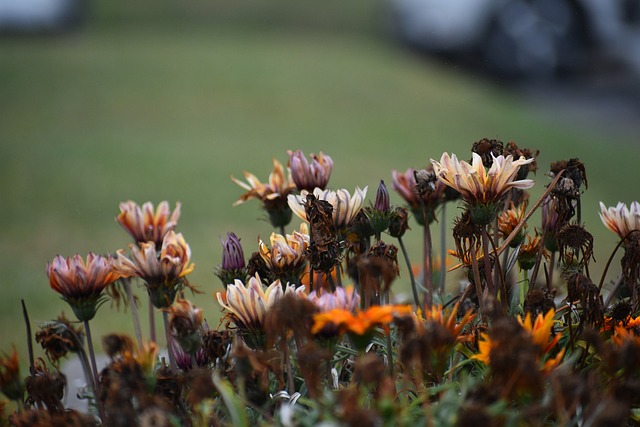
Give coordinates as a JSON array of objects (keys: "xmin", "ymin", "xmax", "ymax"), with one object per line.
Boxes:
[
  {"xmin": 169, "ymin": 298, "xmax": 204, "ymax": 355},
  {"xmin": 258, "ymin": 223, "xmax": 309, "ymax": 284},
  {"xmin": 431, "ymin": 152, "xmax": 534, "ymax": 224},
  {"xmin": 420, "ymin": 303, "xmax": 476, "ymax": 346},
  {"xmin": 517, "ymin": 232, "xmax": 549, "ymax": 271},
  {"xmin": 474, "ymin": 309, "xmax": 564, "ymax": 373},
  {"xmin": 287, "ymin": 149, "xmax": 334, "ymax": 191},
  {"xmin": 612, "ymin": 325, "xmax": 640, "ymax": 346},
  {"xmin": 47, "ymin": 253, "xmax": 121, "ymax": 322},
  {"xmin": 231, "ymin": 158, "xmax": 296, "ymax": 229},
  {"xmin": 216, "ymin": 274, "xmax": 304, "ymax": 333},
  {"xmin": 115, "ymin": 231, "xmax": 195, "ymax": 308},
  {"xmin": 288, "ymin": 187, "xmax": 367, "ymax": 229},
  {"xmin": 116, "ymin": 200, "xmax": 181, "ymax": 248},
  {"xmin": 307, "ymin": 285, "xmax": 360, "ymax": 312},
  {"xmin": 498, "ymin": 202, "xmax": 527, "ymax": 247},
  {"xmin": 215, "ymin": 232, "xmax": 247, "ymax": 287},
  {"xmin": 599, "ymin": 201, "xmax": 640, "ymax": 241},
  {"xmin": 311, "ymin": 305, "xmax": 412, "ymax": 336},
  {"xmin": 0, "ymin": 346, "xmax": 23, "ymax": 401}
]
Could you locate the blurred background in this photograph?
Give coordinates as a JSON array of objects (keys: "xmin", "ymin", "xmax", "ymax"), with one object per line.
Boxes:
[{"xmin": 2, "ymin": 0, "xmax": 640, "ymax": 370}]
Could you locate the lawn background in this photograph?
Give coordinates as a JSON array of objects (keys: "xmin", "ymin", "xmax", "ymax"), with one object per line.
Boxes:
[{"xmin": 1, "ymin": 0, "xmax": 638, "ymax": 369}]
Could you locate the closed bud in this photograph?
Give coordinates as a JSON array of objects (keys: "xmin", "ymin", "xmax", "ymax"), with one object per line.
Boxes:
[{"xmin": 374, "ymin": 180, "xmax": 390, "ymax": 212}]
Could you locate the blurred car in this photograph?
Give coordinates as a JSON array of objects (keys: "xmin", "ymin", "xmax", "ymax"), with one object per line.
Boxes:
[
  {"xmin": 0, "ymin": 0, "xmax": 84, "ymax": 33},
  {"xmin": 388, "ymin": 0, "xmax": 640, "ymax": 78}
]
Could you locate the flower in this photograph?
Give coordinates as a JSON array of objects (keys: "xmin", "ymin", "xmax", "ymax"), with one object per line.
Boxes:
[
  {"xmin": 420, "ymin": 303, "xmax": 476, "ymax": 346},
  {"xmin": 215, "ymin": 232, "xmax": 247, "ymax": 286},
  {"xmin": 287, "ymin": 149, "xmax": 333, "ymax": 191},
  {"xmin": 430, "ymin": 152, "xmax": 535, "ymax": 206},
  {"xmin": 115, "ymin": 231, "xmax": 195, "ymax": 308},
  {"xmin": 47, "ymin": 253, "xmax": 121, "ymax": 321},
  {"xmin": 288, "ymin": 187, "xmax": 367, "ymax": 229},
  {"xmin": 311, "ymin": 305, "xmax": 412, "ymax": 336},
  {"xmin": 517, "ymin": 232, "xmax": 549, "ymax": 271},
  {"xmin": 116, "ymin": 200, "xmax": 181, "ymax": 247},
  {"xmin": 307, "ymin": 286, "xmax": 360, "ymax": 312},
  {"xmin": 498, "ymin": 202, "xmax": 527, "ymax": 247},
  {"xmin": 599, "ymin": 201, "xmax": 640, "ymax": 241},
  {"xmin": 258, "ymin": 223, "xmax": 309, "ymax": 284},
  {"xmin": 391, "ymin": 167, "xmax": 448, "ymax": 225},
  {"xmin": 231, "ymin": 158, "xmax": 296, "ymax": 228},
  {"xmin": 216, "ymin": 274, "xmax": 304, "ymax": 333},
  {"xmin": 169, "ymin": 298, "xmax": 204, "ymax": 355},
  {"xmin": 391, "ymin": 168, "xmax": 421, "ymax": 209},
  {"xmin": 0, "ymin": 346, "xmax": 23, "ymax": 401}
]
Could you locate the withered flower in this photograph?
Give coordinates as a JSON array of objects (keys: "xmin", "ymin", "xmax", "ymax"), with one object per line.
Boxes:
[
  {"xmin": 541, "ymin": 195, "xmax": 561, "ymax": 251},
  {"xmin": 47, "ymin": 253, "xmax": 121, "ymax": 322},
  {"xmin": 288, "ymin": 187, "xmax": 367, "ymax": 230},
  {"xmin": 24, "ymin": 361, "xmax": 65, "ymax": 413},
  {"xmin": 115, "ymin": 231, "xmax": 196, "ymax": 308},
  {"xmin": 556, "ymin": 223, "xmax": 594, "ymax": 271},
  {"xmin": 232, "ymin": 158, "xmax": 296, "ymax": 229},
  {"xmin": 431, "ymin": 152, "xmax": 534, "ymax": 224},
  {"xmin": 35, "ymin": 314, "xmax": 84, "ymax": 365},
  {"xmin": 216, "ymin": 274, "xmax": 304, "ymax": 333},
  {"xmin": 471, "ymin": 138, "xmax": 503, "ymax": 166},
  {"xmin": 116, "ymin": 200, "xmax": 181, "ymax": 248},
  {"xmin": 0, "ymin": 346, "xmax": 23, "ymax": 401},
  {"xmin": 169, "ymin": 298, "xmax": 204, "ymax": 355},
  {"xmin": 287, "ymin": 149, "xmax": 333, "ymax": 191},
  {"xmin": 420, "ymin": 302, "xmax": 476, "ymax": 348},
  {"xmin": 215, "ymin": 232, "xmax": 247, "ymax": 287},
  {"xmin": 388, "ymin": 206, "xmax": 409, "ymax": 238},
  {"xmin": 258, "ymin": 223, "xmax": 309, "ymax": 284}
]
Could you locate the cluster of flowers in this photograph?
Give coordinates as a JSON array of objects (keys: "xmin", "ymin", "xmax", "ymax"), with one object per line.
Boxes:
[{"xmin": 3, "ymin": 143, "xmax": 640, "ymax": 426}]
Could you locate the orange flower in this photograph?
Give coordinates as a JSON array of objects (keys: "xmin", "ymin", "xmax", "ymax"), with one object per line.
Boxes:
[
  {"xmin": 612, "ymin": 325, "xmax": 640, "ymax": 346},
  {"xmin": 420, "ymin": 303, "xmax": 476, "ymax": 345},
  {"xmin": 0, "ymin": 346, "xmax": 22, "ymax": 401},
  {"xmin": 47, "ymin": 253, "xmax": 121, "ymax": 321},
  {"xmin": 311, "ymin": 305, "xmax": 412, "ymax": 336},
  {"xmin": 116, "ymin": 200, "xmax": 181, "ymax": 247},
  {"xmin": 231, "ymin": 158, "xmax": 296, "ymax": 206}
]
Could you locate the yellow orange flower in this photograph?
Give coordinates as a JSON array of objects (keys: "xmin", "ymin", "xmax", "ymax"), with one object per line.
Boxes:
[
  {"xmin": 288, "ymin": 187, "xmax": 367, "ymax": 229},
  {"xmin": 116, "ymin": 200, "xmax": 181, "ymax": 247},
  {"xmin": 216, "ymin": 274, "xmax": 304, "ymax": 332},
  {"xmin": 115, "ymin": 231, "xmax": 195, "ymax": 308},
  {"xmin": 47, "ymin": 253, "xmax": 121, "ymax": 321},
  {"xmin": 431, "ymin": 152, "xmax": 534, "ymax": 206},
  {"xmin": 420, "ymin": 303, "xmax": 476, "ymax": 345},
  {"xmin": 231, "ymin": 158, "xmax": 296, "ymax": 206},
  {"xmin": 599, "ymin": 201, "xmax": 640, "ymax": 241},
  {"xmin": 258, "ymin": 223, "xmax": 309, "ymax": 283},
  {"xmin": 311, "ymin": 305, "xmax": 412, "ymax": 336},
  {"xmin": 0, "ymin": 346, "xmax": 22, "ymax": 401},
  {"xmin": 498, "ymin": 202, "xmax": 527, "ymax": 240},
  {"xmin": 612, "ymin": 325, "xmax": 640, "ymax": 346}
]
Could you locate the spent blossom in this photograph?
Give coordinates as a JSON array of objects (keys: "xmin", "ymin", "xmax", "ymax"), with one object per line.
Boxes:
[{"xmin": 288, "ymin": 187, "xmax": 367, "ymax": 229}]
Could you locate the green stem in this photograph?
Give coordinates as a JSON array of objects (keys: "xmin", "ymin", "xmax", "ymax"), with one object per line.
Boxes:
[
  {"xmin": 149, "ymin": 295, "xmax": 156, "ymax": 343},
  {"xmin": 439, "ymin": 204, "xmax": 447, "ymax": 295},
  {"xmin": 124, "ymin": 278, "xmax": 143, "ymax": 348},
  {"xmin": 163, "ymin": 311, "xmax": 178, "ymax": 373},
  {"xmin": 470, "ymin": 244, "xmax": 486, "ymax": 317},
  {"xmin": 83, "ymin": 320, "xmax": 101, "ymax": 400},
  {"xmin": 398, "ymin": 236, "xmax": 420, "ymax": 308}
]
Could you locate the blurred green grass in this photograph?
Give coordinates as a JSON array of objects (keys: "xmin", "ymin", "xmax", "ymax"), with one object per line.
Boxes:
[{"xmin": 1, "ymin": 0, "xmax": 638, "ymax": 364}]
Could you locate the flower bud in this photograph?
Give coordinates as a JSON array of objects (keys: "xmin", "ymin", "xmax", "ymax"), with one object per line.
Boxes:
[{"xmin": 374, "ymin": 180, "xmax": 390, "ymax": 212}]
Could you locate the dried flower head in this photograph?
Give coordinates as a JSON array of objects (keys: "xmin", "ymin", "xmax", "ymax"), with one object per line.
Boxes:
[
  {"xmin": 115, "ymin": 231, "xmax": 196, "ymax": 308},
  {"xmin": 392, "ymin": 167, "xmax": 446, "ymax": 225},
  {"xmin": 288, "ymin": 187, "xmax": 367, "ymax": 230},
  {"xmin": 35, "ymin": 314, "xmax": 84, "ymax": 365},
  {"xmin": 287, "ymin": 149, "xmax": 334, "ymax": 191},
  {"xmin": 46, "ymin": 253, "xmax": 121, "ymax": 321},
  {"xmin": 116, "ymin": 200, "xmax": 181, "ymax": 248},
  {"xmin": 556, "ymin": 222, "xmax": 594, "ymax": 270},
  {"xmin": 471, "ymin": 138, "xmax": 503, "ymax": 166},
  {"xmin": 232, "ymin": 158, "xmax": 296, "ymax": 228}
]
